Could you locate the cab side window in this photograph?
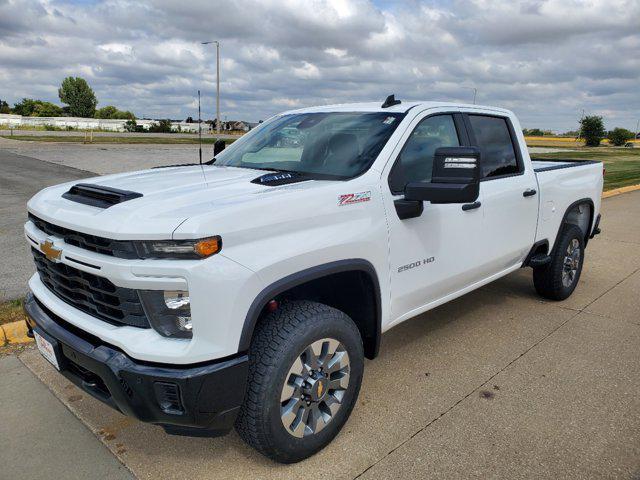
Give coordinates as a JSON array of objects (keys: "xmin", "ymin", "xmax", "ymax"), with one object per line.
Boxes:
[
  {"xmin": 389, "ymin": 114, "xmax": 460, "ymax": 193},
  {"xmin": 468, "ymin": 115, "xmax": 520, "ymax": 178}
]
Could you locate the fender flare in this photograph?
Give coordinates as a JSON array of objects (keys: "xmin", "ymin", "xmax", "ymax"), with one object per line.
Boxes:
[
  {"xmin": 237, "ymin": 259, "xmax": 382, "ymax": 358},
  {"xmin": 551, "ymin": 197, "xmax": 595, "ymax": 253}
]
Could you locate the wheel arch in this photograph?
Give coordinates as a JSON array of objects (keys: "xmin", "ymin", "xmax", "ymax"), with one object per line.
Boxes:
[
  {"xmin": 238, "ymin": 259, "xmax": 382, "ymax": 360},
  {"xmin": 551, "ymin": 198, "xmax": 595, "ymax": 253}
]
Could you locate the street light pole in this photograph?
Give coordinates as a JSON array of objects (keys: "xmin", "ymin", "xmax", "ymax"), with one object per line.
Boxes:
[
  {"xmin": 202, "ymin": 40, "xmax": 220, "ymax": 134},
  {"xmin": 461, "ymin": 86, "xmax": 477, "ymax": 104}
]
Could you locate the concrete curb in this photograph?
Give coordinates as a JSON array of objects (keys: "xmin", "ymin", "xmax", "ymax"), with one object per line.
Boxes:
[
  {"xmin": 1, "ymin": 321, "xmax": 32, "ymax": 345},
  {"xmin": 603, "ymin": 184, "xmax": 640, "ymax": 198}
]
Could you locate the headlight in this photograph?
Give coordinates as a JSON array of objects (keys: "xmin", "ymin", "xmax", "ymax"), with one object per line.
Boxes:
[
  {"xmin": 135, "ymin": 236, "xmax": 221, "ymax": 259},
  {"xmin": 139, "ymin": 290, "xmax": 192, "ymax": 338}
]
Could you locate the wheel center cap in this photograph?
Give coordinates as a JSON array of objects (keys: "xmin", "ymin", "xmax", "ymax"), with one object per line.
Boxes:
[{"xmin": 306, "ymin": 376, "xmax": 328, "ymax": 402}]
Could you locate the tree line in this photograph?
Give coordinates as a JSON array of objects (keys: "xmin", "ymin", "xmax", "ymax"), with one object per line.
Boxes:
[
  {"xmin": 525, "ymin": 116, "xmax": 636, "ymax": 146},
  {"xmin": 0, "ymin": 76, "xmax": 134, "ymax": 120}
]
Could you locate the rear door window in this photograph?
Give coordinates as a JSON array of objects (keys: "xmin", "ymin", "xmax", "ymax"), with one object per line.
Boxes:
[{"xmin": 468, "ymin": 115, "xmax": 520, "ymax": 178}]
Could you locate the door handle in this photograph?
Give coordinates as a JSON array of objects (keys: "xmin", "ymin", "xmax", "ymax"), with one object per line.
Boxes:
[
  {"xmin": 523, "ymin": 189, "xmax": 537, "ymax": 197},
  {"xmin": 462, "ymin": 201, "xmax": 481, "ymax": 211}
]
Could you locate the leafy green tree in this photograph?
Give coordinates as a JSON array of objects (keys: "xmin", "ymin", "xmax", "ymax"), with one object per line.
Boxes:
[
  {"xmin": 0, "ymin": 99, "xmax": 11, "ymax": 114},
  {"xmin": 12, "ymin": 98, "xmax": 62, "ymax": 116},
  {"xmin": 33, "ymin": 101, "xmax": 63, "ymax": 117},
  {"xmin": 95, "ymin": 105, "xmax": 135, "ymax": 120},
  {"xmin": 579, "ymin": 115, "xmax": 606, "ymax": 147},
  {"xmin": 58, "ymin": 77, "xmax": 97, "ymax": 117},
  {"xmin": 607, "ymin": 127, "xmax": 634, "ymax": 147}
]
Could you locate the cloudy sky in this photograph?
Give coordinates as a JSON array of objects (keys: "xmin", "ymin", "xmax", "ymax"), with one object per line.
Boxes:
[{"xmin": 1, "ymin": 0, "xmax": 638, "ymax": 131}]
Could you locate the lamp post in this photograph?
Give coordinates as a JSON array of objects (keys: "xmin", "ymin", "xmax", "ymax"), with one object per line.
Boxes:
[
  {"xmin": 201, "ymin": 40, "xmax": 220, "ymax": 134},
  {"xmin": 461, "ymin": 86, "xmax": 477, "ymax": 104}
]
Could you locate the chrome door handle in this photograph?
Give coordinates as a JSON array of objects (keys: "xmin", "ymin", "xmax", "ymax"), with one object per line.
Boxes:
[
  {"xmin": 523, "ymin": 189, "xmax": 537, "ymax": 197},
  {"xmin": 462, "ymin": 201, "xmax": 481, "ymax": 211}
]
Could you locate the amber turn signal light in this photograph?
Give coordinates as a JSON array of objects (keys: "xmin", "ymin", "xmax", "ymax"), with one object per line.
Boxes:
[{"xmin": 194, "ymin": 237, "xmax": 222, "ymax": 257}]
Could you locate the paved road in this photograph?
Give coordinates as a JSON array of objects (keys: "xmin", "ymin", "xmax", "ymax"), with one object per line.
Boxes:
[
  {"xmin": 0, "ymin": 355, "xmax": 133, "ymax": 479},
  {"xmin": 0, "ymin": 150, "xmax": 90, "ymax": 301},
  {"xmin": 16, "ymin": 191, "xmax": 640, "ymax": 479},
  {"xmin": 0, "ymin": 129, "xmax": 240, "ymax": 139}
]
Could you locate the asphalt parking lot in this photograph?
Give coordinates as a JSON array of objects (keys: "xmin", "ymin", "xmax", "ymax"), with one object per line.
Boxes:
[
  {"xmin": 10, "ymin": 187, "xmax": 640, "ymax": 478},
  {"xmin": 0, "ymin": 137, "xmax": 203, "ymax": 301}
]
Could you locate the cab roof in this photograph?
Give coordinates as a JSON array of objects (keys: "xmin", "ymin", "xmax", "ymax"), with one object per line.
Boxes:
[{"xmin": 283, "ymin": 100, "xmax": 512, "ymax": 116}]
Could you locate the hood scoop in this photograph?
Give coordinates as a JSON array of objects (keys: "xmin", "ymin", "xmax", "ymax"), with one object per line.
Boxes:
[
  {"xmin": 62, "ymin": 183, "xmax": 143, "ymax": 209},
  {"xmin": 251, "ymin": 171, "xmax": 309, "ymax": 186}
]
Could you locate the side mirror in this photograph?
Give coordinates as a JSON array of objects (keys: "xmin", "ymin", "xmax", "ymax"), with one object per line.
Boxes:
[
  {"xmin": 213, "ymin": 139, "xmax": 226, "ymax": 156},
  {"xmin": 404, "ymin": 147, "xmax": 480, "ymax": 204}
]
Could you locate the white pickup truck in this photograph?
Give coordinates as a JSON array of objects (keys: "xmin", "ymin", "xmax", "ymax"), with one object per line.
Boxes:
[{"xmin": 23, "ymin": 97, "xmax": 603, "ymax": 463}]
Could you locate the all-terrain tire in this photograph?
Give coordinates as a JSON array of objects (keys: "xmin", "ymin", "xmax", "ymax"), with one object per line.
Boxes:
[
  {"xmin": 235, "ymin": 300, "xmax": 364, "ymax": 463},
  {"xmin": 533, "ymin": 224, "xmax": 585, "ymax": 300}
]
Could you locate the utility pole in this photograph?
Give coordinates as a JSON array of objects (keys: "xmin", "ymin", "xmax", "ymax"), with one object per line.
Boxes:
[
  {"xmin": 461, "ymin": 86, "xmax": 477, "ymax": 104},
  {"xmin": 201, "ymin": 40, "xmax": 221, "ymax": 134}
]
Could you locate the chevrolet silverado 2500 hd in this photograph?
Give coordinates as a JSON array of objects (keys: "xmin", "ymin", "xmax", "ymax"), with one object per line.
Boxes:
[{"xmin": 23, "ymin": 97, "xmax": 603, "ymax": 463}]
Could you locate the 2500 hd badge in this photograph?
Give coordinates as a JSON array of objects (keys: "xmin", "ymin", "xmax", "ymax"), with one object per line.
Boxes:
[{"xmin": 398, "ymin": 257, "xmax": 435, "ymax": 273}]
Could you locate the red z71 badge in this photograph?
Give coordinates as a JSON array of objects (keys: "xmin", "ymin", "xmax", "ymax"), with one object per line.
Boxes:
[{"xmin": 338, "ymin": 191, "xmax": 371, "ymax": 206}]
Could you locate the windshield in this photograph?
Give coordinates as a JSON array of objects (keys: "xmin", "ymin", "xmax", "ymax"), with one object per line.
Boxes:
[{"xmin": 215, "ymin": 112, "xmax": 404, "ymax": 179}]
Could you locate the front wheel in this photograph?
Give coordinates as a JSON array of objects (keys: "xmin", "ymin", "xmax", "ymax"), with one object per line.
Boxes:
[
  {"xmin": 533, "ymin": 224, "xmax": 585, "ymax": 300},
  {"xmin": 235, "ymin": 300, "xmax": 364, "ymax": 463}
]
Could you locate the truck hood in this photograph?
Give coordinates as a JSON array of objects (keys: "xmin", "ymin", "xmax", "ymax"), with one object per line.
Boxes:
[{"xmin": 27, "ymin": 164, "xmax": 330, "ymax": 239}]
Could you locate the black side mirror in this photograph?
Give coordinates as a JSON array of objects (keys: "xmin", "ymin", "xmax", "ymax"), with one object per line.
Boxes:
[
  {"xmin": 213, "ymin": 139, "xmax": 226, "ymax": 156},
  {"xmin": 404, "ymin": 147, "xmax": 480, "ymax": 204}
]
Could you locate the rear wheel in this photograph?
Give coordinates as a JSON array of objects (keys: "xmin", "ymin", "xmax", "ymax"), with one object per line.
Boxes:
[
  {"xmin": 235, "ymin": 300, "xmax": 364, "ymax": 463},
  {"xmin": 533, "ymin": 224, "xmax": 585, "ymax": 300}
]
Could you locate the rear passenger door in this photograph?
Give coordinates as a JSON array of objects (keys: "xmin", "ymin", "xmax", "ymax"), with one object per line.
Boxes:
[{"xmin": 464, "ymin": 113, "xmax": 538, "ymax": 272}]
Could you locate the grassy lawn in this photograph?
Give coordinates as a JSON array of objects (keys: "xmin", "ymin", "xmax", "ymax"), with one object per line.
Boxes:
[
  {"xmin": 0, "ymin": 135, "xmax": 236, "ymax": 145},
  {"xmin": 532, "ymin": 147, "xmax": 640, "ymax": 191},
  {"xmin": 0, "ymin": 299, "xmax": 26, "ymax": 327},
  {"xmin": 525, "ymin": 136, "xmax": 640, "ymax": 148}
]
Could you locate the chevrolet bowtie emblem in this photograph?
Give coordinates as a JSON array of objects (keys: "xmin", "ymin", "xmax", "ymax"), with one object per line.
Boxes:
[{"xmin": 40, "ymin": 240, "xmax": 62, "ymax": 262}]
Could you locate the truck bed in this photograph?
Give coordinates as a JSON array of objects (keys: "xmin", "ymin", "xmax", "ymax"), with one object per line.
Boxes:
[{"xmin": 531, "ymin": 158, "xmax": 600, "ymax": 173}]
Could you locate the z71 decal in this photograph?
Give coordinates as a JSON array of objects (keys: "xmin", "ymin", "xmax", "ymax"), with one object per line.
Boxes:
[{"xmin": 338, "ymin": 191, "xmax": 371, "ymax": 206}]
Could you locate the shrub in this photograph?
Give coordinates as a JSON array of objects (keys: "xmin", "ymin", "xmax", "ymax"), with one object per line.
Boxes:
[
  {"xmin": 579, "ymin": 115, "xmax": 606, "ymax": 147},
  {"xmin": 95, "ymin": 105, "xmax": 135, "ymax": 120},
  {"xmin": 607, "ymin": 128, "xmax": 635, "ymax": 147},
  {"xmin": 148, "ymin": 119, "xmax": 173, "ymax": 133},
  {"xmin": 524, "ymin": 128, "xmax": 544, "ymax": 136},
  {"xmin": 123, "ymin": 119, "xmax": 144, "ymax": 132}
]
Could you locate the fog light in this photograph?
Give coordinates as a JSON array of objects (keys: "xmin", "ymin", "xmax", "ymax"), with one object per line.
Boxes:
[
  {"xmin": 139, "ymin": 290, "xmax": 192, "ymax": 339},
  {"xmin": 164, "ymin": 291, "xmax": 190, "ymax": 310}
]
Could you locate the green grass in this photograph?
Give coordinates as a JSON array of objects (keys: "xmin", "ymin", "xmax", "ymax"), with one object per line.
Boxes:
[
  {"xmin": 0, "ymin": 135, "xmax": 236, "ymax": 145},
  {"xmin": 532, "ymin": 147, "xmax": 640, "ymax": 191}
]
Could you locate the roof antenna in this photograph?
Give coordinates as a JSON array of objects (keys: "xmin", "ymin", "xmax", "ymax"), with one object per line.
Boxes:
[
  {"xmin": 198, "ymin": 89, "xmax": 202, "ymax": 165},
  {"xmin": 381, "ymin": 94, "xmax": 401, "ymax": 108}
]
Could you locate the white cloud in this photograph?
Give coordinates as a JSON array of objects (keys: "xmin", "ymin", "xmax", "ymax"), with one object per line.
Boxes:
[{"xmin": 0, "ymin": 0, "xmax": 637, "ymax": 130}]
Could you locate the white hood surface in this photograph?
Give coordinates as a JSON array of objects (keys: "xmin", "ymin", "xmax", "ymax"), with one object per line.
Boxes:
[{"xmin": 27, "ymin": 165, "xmax": 330, "ymax": 240}]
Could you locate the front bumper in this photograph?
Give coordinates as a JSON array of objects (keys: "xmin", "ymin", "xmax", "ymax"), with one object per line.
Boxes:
[{"xmin": 24, "ymin": 292, "xmax": 248, "ymax": 437}]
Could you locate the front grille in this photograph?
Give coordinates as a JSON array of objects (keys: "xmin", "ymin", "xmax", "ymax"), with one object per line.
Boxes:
[
  {"xmin": 32, "ymin": 248, "xmax": 149, "ymax": 328},
  {"xmin": 29, "ymin": 213, "xmax": 138, "ymax": 259}
]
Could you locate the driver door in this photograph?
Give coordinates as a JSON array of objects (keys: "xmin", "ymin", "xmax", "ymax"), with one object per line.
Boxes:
[{"xmin": 383, "ymin": 111, "xmax": 486, "ymax": 325}]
